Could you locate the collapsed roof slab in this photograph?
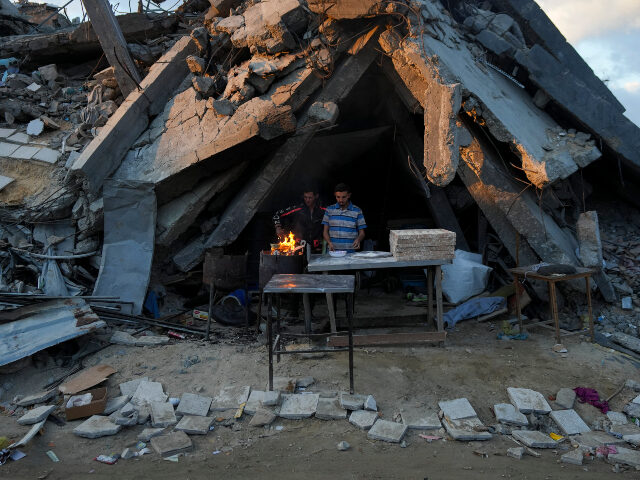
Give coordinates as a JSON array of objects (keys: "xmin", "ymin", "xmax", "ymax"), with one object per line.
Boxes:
[
  {"xmin": 113, "ymin": 66, "xmax": 319, "ymax": 199},
  {"xmin": 70, "ymin": 36, "xmax": 196, "ymax": 192},
  {"xmin": 379, "ymin": 28, "xmax": 601, "ymax": 188}
]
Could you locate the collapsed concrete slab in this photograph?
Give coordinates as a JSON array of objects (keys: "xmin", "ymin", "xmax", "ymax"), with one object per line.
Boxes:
[
  {"xmin": 576, "ymin": 211, "xmax": 615, "ymax": 302},
  {"xmin": 70, "ymin": 36, "xmax": 197, "ymax": 191},
  {"xmin": 307, "ymin": 0, "xmax": 386, "ymax": 19}
]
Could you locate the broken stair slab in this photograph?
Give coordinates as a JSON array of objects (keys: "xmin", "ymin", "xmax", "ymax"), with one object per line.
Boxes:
[
  {"xmin": 73, "ymin": 415, "xmax": 123, "ymax": 438},
  {"xmin": 550, "ymin": 409, "xmax": 590, "ymax": 436},
  {"xmin": 511, "ymin": 430, "xmax": 557, "ymax": 448},
  {"xmin": 316, "ymin": 398, "xmax": 347, "ymax": 420},
  {"xmin": 176, "ymin": 393, "xmax": 213, "ymax": 417},
  {"xmin": 438, "ymin": 398, "xmax": 477, "ymax": 420},
  {"xmin": 401, "ymin": 409, "xmax": 441, "ymax": 430},
  {"xmin": 507, "ymin": 388, "xmax": 551, "ymax": 414},
  {"xmin": 493, "ymin": 403, "xmax": 528, "ymax": 426},
  {"xmin": 367, "ymin": 419, "xmax": 408, "ymax": 443},
  {"xmin": 174, "ymin": 415, "xmax": 213, "ymax": 435},
  {"xmin": 278, "ymin": 394, "xmax": 319, "ymax": 419},
  {"xmin": 150, "ymin": 431, "xmax": 193, "ymax": 457},
  {"xmin": 17, "ymin": 405, "xmax": 56, "ymax": 425},
  {"xmin": 210, "ymin": 385, "xmax": 251, "ymax": 411},
  {"xmin": 442, "ymin": 416, "xmax": 492, "ymax": 441}
]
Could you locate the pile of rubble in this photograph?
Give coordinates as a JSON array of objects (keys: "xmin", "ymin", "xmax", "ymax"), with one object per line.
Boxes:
[{"xmin": 6, "ymin": 364, "xmax": 640, "ymax": 469}]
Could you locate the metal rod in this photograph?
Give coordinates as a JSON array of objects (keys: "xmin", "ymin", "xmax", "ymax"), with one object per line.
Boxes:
[
  {"xmin": 9, "ymin": 247, "xmax": 99, "ymax": 260},
  {"xmin": 348, "ymin": 292, "xmax": 354, "ymax": 394},
  {"xmin": 267, "ymin": 294, "xmax": 273, "ymax": 391}
]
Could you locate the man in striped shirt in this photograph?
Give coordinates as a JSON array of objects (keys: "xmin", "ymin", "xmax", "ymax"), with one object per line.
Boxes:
[{"xmin": 322, "ymin": 183, "xmax": 367, "ymax": 252}]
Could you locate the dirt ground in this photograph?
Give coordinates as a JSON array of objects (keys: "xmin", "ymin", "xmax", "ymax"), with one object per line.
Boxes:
[{"xmin": 1, "ymin": 311, "xmax": 639, "ymax": 479}]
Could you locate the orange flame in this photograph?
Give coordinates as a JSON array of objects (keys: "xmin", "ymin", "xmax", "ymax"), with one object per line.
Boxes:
[{"xmin": 271, "ymin": 231, "xmax": 299, "ymax": 255}]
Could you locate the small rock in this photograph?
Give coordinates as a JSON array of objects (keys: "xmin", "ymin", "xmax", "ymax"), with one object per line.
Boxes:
[
  {"xmin": 364, "ymin": 395, "xmax": 377, "ymax": 411},
  {"xmin": 337, "ymin": 440, "xmax": 350, "ymax": 451},
  {"xmin": 296, "ymin": 376, "xmax": 315, "ymax": 388},
  {"xmin": 349, "ymin": 410, "xmax": 378, "ymax": 430},
  {"xmin": 250, "ymin": 408, "xmax": 276, "ymax": 427},
  {"xmin": 561, "ymin": 449, "xmax": 584, "ymax": 465},
  {"xmin": 507, "ymin": 447, "xmax": 524, "ymax": 460},
  {"xmin": 555, "ymin": 388, "xmax": 576, "ymax": 409}
]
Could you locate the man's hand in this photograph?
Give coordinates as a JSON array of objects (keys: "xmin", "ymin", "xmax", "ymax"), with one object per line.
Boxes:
[
  {"xmin": 352, "ymin": 238, "xmax": 360, "ymax": 250},
  {"xmin": 328, "ymin": 242, "xmax": 335, "ymax": 251}
]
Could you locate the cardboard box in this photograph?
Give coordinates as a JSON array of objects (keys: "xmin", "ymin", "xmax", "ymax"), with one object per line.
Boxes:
[{"xmin": 65, "ymin": 387, "xmax": 107, "ymax": 421}]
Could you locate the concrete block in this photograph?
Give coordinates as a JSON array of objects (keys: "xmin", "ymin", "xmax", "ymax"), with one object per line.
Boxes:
[
  {"xmin": 0, "ymin": 142, "xmax": 19, "ymax": 156},
  {"xmin": 442, "ymin": 416, "xmax": 492, "ymax": 441},
  {"xmin": 131, "ymin": 381, "xmax": 167, "ymax": 406},
  {"xmin": 279, "ymin": 394, "xmax": 319, "ymax": 419},
  {"xmin": 175, "ymin": 415, "xmax": 213, "ymax": 435},
  {"xmin": 17, "ymin": 405, "xmax": 56, "ymax": 425},
  {"xmin": 339, "ymin": 393, "xmax": 366, "ymax": 410},
  {"xmin": 211, "ymin": 385, "xmax": 251, "ymax": 411},
  {"xmin": 622, "ymin": 434, "xmax": 640, "ymax": 446},
  {"xmin": 607, "ymin": 411, "xmax": 628, "ymax": 425},
  {"xmin": 150, "ymin": 401, "xmax": 177, "ymax": 428},
  {"xmin": 113, "ymin": 410, "xmax": 138, "ymax": 426},
  {"xmin": 349, "ymin": 410, "xmax": 378, "ymax": 430},
  {"xmin": 73, "ymin": 415, "xmax": 122, "ymax": 438},
  {"xmin": 555, "ymin": 388, "xmax": 576, "ymax": 409},
  {"xmin": 176, "ymin": 393, "xmax": 212, "ymax": 417},
  {"xmin": 494, "ymin": 403, "xmax": 528, "ymax": 426},
  {"xmin": 150, "ymin": 431, "xmax": 193, "ymax": 457},
  {"xmin": 262, "ymin": 391, "xmax": 280, "ymax": 406},
  {"xmin": 10, "ymin": 145, "xmax": 40, "ymax": 160},
  {"xmin": 0, "ymin": 128, "xmax": 16, "ymax": 138},
  {"xmin": 507, "ymin": 447, "xmax": 524, "ymax": 459},
  {"xmin": 438, "ymin": 398, "xmax": 477, "ymax": 420},
  {"xmin": 367, "ymin": 419, "xmax": 407, "ymax": 443},
  {"xmin": 608, "ymin": 447, "xmax": 640, "ymax": 468},
  {"xmin": 561, "ymin": 449, "xmax": 583, "ymax": 465},
  {"xmin": 609, "ymin": 423, "xmax": 640, "ymax": 438},
  {"xmin": 250, "ymin": 408, "xmax": 276, "ymax": 427},
  {"xmin": 137, "ymin": 405, "xmax": 150, "ymax": 424},
  {"xmin": 400, "ymin": 409, "xmax": 441, "ymax": 430},
  {"xmin": 507, "ymin": 387, "xmax": 551, "ymax": 414},
  {"xmin": 138, "ymin": 427, "xmax": 165, "ymax": 441},
  {"xmin": 550, "ymin": 409, "xmax": 590, "ymax": 435},
  {"xmin": 245, "ymin": 390, "xmax": 266, "ymax": 415},
  {"xmin": 104, "ymin": 395, "xmax": 131, "ymax": 415},
  {"xmin": 16, "ymin": 389, "xmax": 57, "ymax": 407},
  {"xmin": 573, "ymin": 431, "xmax": 626, "ymax": 453},
  {"xmin": 316, "ymin": 398, "xmax": 347, "ymax": 420},
  {"xmin": 296, "ymin": 376, "xmax": 315, "ymax": 388},
  {"xmin": 511, "ymin": 430, "xmax": 557, "ymax": 448},
  {"xmin": 6, "ymin": 132, "xmax": 29, "ymax": 143},
  {"xmin": 576, "ymin": 212, "xmax": 603, "ymax": 267}
]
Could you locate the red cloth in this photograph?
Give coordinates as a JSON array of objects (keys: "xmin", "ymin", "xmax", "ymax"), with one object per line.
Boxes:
[{"xmin": 574, "ymin": 387, "xmax": 610, "ymax": 413}]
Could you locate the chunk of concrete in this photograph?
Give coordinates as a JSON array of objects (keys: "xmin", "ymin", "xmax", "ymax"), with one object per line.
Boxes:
[
  {"xmin": 244, "ymin": 390, "xmax": 266, "ymax": 415},
  {"xmin": 138, "ymin": 427, "xmax": 165, "ymax": 441},
  {"xmin": 113, "ymin": 409, "xmax": 138, "ymax": 426},
  {"xmin": 316, "ymin": 398, "xmax": 347, "ymax": 420},
  {"xmin": 0, "ymin": 142, "xmax": 19, "ymax": 157},
  {"xmin": 73, "ymin": 415, "xmax": 122, "ymax": 438},
  {"xmin": 507, "ymin": 387, "xmax": 551, "ymax": 414},
  {"xmin": 211, "ymin": 385, "xmax": 251, "ymax": 411},
  {"xmin": 176, "ymin": 393, "xmax": 212, "ymax": 417},
  {"xmin": 607, "ymin": 447, "xmax": 640, "ymax": 468},
  {"xmin": 609, "ymin": 423, "xmax": 640, "ymax": 438},
  {"xmin": 349, "ymin": 410, "xmax": 378, "ymax": 430},
  {"xmin": 17, "ymin": 405, "xmax": 56, "ymax": 425},
  {"xmin": 120, "ymin": 377, "xmax": 149, "ymax": 396},
  {"xmin": 367, "ymin": 419, "xmax": 407, "ymax": 443},
  {"xmin": 150, "ymin": 402, "xmax": 177, "ymax": 428},
  {"xmin": 364, "ymin": 395, "xmax": 377, "ymax": 412},
  {"xmin": 494, "ymin": 403, "xmax": 528, "ymax": 426},
  {"xmin": 131, "ymin": 381, "xmax": 167, "ymax": 406},
  {"xmin": 550, "ymin": 409, "xmax": 590, "ymax": 435},
  {"xmin": 438, "ymin": 398, "xmax": 477, "ymax": 420},
  {"xmin": 27, "ymin": 119, "xmax": 44, "ymax": 136},
  {"xmin": 250, "ymin": 408, "xmax": 276, "ymax": 427},
  {"xmin": 10, "ymin": 145, "xmax": 40, "ymax": 160},
  {"xmin": 7, "ymin": 132, "xmax": 29, "ymax": 143},
  {"xmin": 623, "ymin": 434, "xmax": 640, "ymax": 446},
  {"xmin": 33, "ymin": 147, "xmax": 60, "ymax": 164},
  {"xmin": 573, "ymin": 431, "xmax": 626, "ymax": 453},
  {"xmin": 442, "ymin": 416, "xmax": 492, "ymax": 441},
  {"xmin": 0, "ymin": 128, "xmax": 16, "ymax": 138},
  {"xmin": 340, "ymin": 393, "xmax": 366, "ymax": 410},
  {"xmin": 555, "ymin": 388, "xmax": 576, "ymax": 410},
  {"xmin": 401, "ymin": 409, "xmax": 441, "ymax": 430},
  {"xmin": 296, "ymin": 376, "xmax": 315, "ymax": 388},
  {"xmin": 262, "ymin": 390, "xmax": 280, "ymax": 406},
  {"xmin": 16, "ymin": 390, "xmax": 57, "ymax": 407},
  {"xmin": 175, "ymin": 415, "xmax": 213, "ymax": 435},
  {"xmin": 561, "ymin": 449, "xmax": 583, "ymax": 465},
  {"xmin": 150, "ymin": 431, "xmax": 193, "ymax": 457},
  {"xmin": 307, "ymin": 0, "xmax": 385, "ymax": 19},
  {"xmin": 279, "ymin": 394, "xmax": 319, "ymax": 419},
  {"xmin": 511, "ymin": 430, "xmax": 557, "ymax": 448},
  {"xmin": 507, "ymin": 447, "xmax": 524, "ymax": 459},
  {"xmin": 607, "ymin": 411, "xmax": 628, "ymax": 426},
  {"xmin": 308, "ymin": 101, "xmax": 339, "ymax": 124},
  {"xmin": 110, "ymin": 330, "xmax": 170, "ymax": 347},
  {"xmin": 104, "ymin": 395, "xmax": 131, "ymax": 415}
]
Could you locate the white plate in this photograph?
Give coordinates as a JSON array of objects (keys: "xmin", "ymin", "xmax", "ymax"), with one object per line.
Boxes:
[{"xmin": 329, "ymin": 250, "xmax": 347, "ymax": 257}]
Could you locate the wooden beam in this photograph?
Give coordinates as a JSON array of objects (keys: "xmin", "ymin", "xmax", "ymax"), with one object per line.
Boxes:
[
  {"xmin": 328, "ymin": 331, "xmax": 447, "ymax": 347},
  {"xmin": 81, "ymin": 0, "xmax": 141, "ymax": 97}
]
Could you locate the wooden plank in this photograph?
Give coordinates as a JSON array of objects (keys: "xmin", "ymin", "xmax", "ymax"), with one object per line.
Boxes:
[
  {"xmin": 81, "ymin": 0, "xmax": 141, "ymax": 97},
  {"xmin": 328, "ymin": 331, "xmax": 446, "ymax": 347}
]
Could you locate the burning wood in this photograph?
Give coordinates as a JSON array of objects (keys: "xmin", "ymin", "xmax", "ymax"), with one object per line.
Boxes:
[{"xmin": 270, "ymin": 232, "xmax": 305, "ymax": 256}]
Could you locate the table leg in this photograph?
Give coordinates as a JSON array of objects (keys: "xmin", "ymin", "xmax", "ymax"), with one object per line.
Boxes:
[
  {"xmin": 205, "ymin": 283, "xmax": 215, "ymax": 341},
  {"xmin": 427, "ymin": 267, "xmax": 434, "ymax": 326},
  {"xmin": 267, "ymin": 294, "xmax": 273, "ymax": 391},
  {"xmin": 256, "ymin": 290, "xmax": 263, "ymax": 333},
  {"xmin": 324, "ymin": 272, "xmax": 337, "ymax": 333},
  {"xmin": 347, "ymin": 292, "xmax": 354, "ymax": 394},
  {"xmin": 303, "ymin": 293, "xmax": 312, "ymax": 336},
  {"xmin": 586, "ymin": 276, "xmax": 594, "ymax": 342},
  {"xmin": 276, "ymin": 295, "xmax": 281, "ymax": 363},
  {"xmin": 549, "ymin": 282, "xmax": 560, "ymax": 345},
  {"xmin": 514, "ymin": 275, "xmax": 523, "ymax": 334},
  {"xmin": 435, "ymin": 265, "xmax": 444, "ymax": 334}
]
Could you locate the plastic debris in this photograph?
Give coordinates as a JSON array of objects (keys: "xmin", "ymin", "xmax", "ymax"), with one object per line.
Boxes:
[
  {"xmin": 94, "ymin": 454, "xmax": 119, "ymax": 464},
  {"xmin": 549, "ymin": 432, "xmax": 564, "ymax": 441},
  {"xmin": 45, "ymin": 451, "xmax": 59, "ymax": 462},
  {"xmin": 164, "ymin": 454, "xmax": 179, "ymax": 462}
]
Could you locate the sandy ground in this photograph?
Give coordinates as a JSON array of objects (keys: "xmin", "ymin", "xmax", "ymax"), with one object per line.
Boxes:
[{"xmin": 1, "ymin": 313, "xmax": 638, "ymax": 480}]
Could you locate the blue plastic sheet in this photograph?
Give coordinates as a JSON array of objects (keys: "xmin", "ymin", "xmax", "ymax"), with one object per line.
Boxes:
[{"xmin": 443, "ymin": 296, "xmax": 507, "ymax": 329}]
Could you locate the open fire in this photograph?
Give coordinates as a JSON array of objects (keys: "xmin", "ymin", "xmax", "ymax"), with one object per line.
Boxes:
[{"xmin": 270, "ymin": 232, "xmax": 305, "ymax": 255}]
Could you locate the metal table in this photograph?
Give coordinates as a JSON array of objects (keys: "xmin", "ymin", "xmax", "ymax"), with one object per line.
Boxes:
[
  {"xmin": 509, "ymin": 266, "xmax": 596, "ymax": 344},
  {"xmin": 263, "ymin": 274, "xmax": 356, "ymax": 393},
  {"xmin": 307, "ymin": 253, "xmax": 452, "ymax": 344}
]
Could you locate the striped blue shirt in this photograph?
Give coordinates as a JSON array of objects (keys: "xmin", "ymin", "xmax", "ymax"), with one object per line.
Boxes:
[{"xmin": 322, "ymin": 202, "xmax": 367, "ymax": 252}]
